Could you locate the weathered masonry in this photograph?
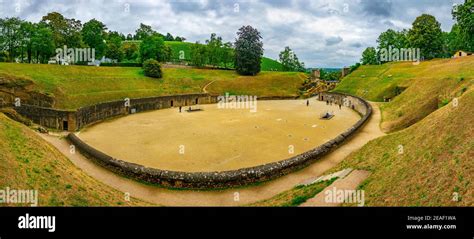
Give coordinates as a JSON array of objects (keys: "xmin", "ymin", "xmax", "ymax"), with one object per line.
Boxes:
[
  {"xmin": 14, "ymin": 93, "xmax": 217, "ymax": 131},
  {"xmin": 67, "ymin": 92, "xmax": 373, "ymax": 189}
]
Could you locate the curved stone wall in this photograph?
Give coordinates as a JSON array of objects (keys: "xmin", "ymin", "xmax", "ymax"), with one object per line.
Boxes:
[
  {"xmin": 67, "ymin": 92, "xmax": 372, "ymax": 189},
  {"xmin": 15, "ymin": 93, "xmax": 216, "ymax": 131}
]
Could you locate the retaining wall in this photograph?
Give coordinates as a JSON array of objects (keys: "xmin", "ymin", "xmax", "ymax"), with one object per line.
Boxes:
[
  {"xmin": 15, "ymin": 93, "xmax": 216, "ymax": 131},
  {"xmin": 67, "ymin": 92, "xmax": 373, "ymax": 189}
]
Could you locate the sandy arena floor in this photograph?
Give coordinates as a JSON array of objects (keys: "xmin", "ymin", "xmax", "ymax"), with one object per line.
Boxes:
[{"xmin": 78, "ymin": 99, "xmax": 360, "ymax": 172}]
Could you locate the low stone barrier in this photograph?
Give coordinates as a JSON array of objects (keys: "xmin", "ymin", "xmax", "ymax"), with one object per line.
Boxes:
[{"xmin": 67, "ymin": 92, "xmax": 372, "ymax": 189}]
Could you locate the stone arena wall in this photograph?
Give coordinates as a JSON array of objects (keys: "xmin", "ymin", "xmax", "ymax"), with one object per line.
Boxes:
[
  {"xmin": 66, "ymin": 92, "xmax": 373, "ymax": 189},
  {"xmin": 15, "ymin": 93, "xmax": 216, "ymax": 131}
]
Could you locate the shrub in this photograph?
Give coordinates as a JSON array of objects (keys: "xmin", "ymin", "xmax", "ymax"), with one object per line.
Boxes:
[{"xmin": 142, "ymin": 59, "xmax": 162, "ymax": 78}]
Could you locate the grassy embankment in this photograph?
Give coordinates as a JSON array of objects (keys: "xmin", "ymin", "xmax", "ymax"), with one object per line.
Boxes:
[
  {"xmin": 0, "ymin": 63, "xmax": 307, "ymax": 110},
  {"xmin": 334, "ymin": 57, "xmax": 474, "ymax": 132},
  {"xmin": 255, "ymin": 57, "xmax": 473, "ymax": 206},
  {"xmin": 0, "ymin": 113, "xmax": 150, "ymax": 206}
]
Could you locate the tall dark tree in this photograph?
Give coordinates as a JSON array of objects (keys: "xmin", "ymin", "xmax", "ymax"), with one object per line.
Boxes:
[
  {"xmin": 81, "ymin": 19, "xmax": 107, "ymax": 57},
  {"xmin": 234, "ymin": 25, "xmax": 263, "ymax": 75},
  {"xmin": 407, "ymin": 14, "xmax": 443, "ymax": 59}
]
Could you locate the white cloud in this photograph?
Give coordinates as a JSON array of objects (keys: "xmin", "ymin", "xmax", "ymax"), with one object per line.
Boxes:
[{"xmin": 0, "ymin": 0, "xmax": 457, "ymax": 68}]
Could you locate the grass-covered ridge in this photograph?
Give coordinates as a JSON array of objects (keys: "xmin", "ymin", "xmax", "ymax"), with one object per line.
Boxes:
[
  {"xmin": 0, "ymin": 63, "xmax": 306, "ymax": 110},
  {"xmin": 0, "ymin": 113, "xmax": 149, "ymax": 206},
  {"xmin": 334, "ymin": 57, "xmax": 474, "ymax": 132},
  {"xmin": 332, "ymin": 88, "xmax": 473, "ymax": 206}
]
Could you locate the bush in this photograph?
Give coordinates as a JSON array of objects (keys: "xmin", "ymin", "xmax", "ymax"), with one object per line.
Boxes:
[{"xmin": 143, "ymin": 59, "xmax": 162, "ymax": 78}]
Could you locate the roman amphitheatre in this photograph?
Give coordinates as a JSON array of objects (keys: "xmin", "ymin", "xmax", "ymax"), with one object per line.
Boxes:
[
  {"xmin": 1, "ymin": 52, "xmax": 473, "ymax": 206},
  {"xmin": 77, "ymin": 99, "xmax": 360, "ymax": 172}
]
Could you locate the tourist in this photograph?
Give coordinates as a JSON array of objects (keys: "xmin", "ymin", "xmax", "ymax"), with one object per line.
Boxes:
[
  {"xmin": 306, "ymin": 100, "xmax": 309, "ymax": 107},
  {"xmin": 179, "ymin": 106, "xmax": 182, "ymax": 113}
]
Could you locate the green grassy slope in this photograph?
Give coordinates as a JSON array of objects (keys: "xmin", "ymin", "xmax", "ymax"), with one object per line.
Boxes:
[
  {"xmin": 165, "ymin": 41, "xmax": 194, "ymax": 61},
  {"xmin": 333, "ymin": 57, "xmax": 474, "ymax": 131},
  {"xmin": 0, "ymin": 113, "xmax": 149, "ymax": 206},
  {"xmin": 0, "ymin": 63, "xmax": 306, "ymax": 110},
  {"xmin": 261, "ymin": 57, "xmax": 285, "ymax": 71},
  {"xmin": 333, "ymin": 89, "xmax": 473, "ymax": 206}
]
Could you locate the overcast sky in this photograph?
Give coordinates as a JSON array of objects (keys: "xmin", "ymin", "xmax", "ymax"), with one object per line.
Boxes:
[{"xmin": 0, "ymin": 0, "xmax": 465, "ymax": 68}]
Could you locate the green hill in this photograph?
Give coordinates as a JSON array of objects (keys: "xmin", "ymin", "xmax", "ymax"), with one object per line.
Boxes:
[
  {"xmin": 0, "ymin": 113, "xmax": 148, "ymax": 206},
  {"xmin": 0, "ymin": 63, "xmax": 306, "ymax": 110},
  {"xmin": 324, "ymin": 57, "xmax": 474, "ymax": 206},
  {"xmin": 333, "ymin": 57, "xmax": 474, "ymax": 132},
  {"xmin": 332, "ymin": 88, "xmax": 473, "ymax": 206}
]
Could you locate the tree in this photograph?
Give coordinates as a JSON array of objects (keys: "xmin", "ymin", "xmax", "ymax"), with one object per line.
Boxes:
[
  {"xmin": 143, "ymin": 59, "xmax": 162, "ymax": 78},
  {"xmin": 376, "ymin": 29, "xmax": 409, "ymax": 62},
  {"xmin": 174, "ymin": 36, "xmax": 185, "ymax": 42},
  {"xmin": 361, "ymin": 47, "xmax": 378, "ymax": 65},
  {"xmin": 234, "ymin": 25, "xmax": 263, "ymax": 75},
  {"xmin": 444, "ymin": 24, "xmax": 464, "ymax": 55},
  {"xmin": 31, "ymin": 24, "xmax": 55, "ymax": 63},
  {"xmin": 0, "ymin": 17, "xmax": 22, "ymax": 62},
  {"xmin": 407, "ymin": 14, "xmax": 443, "ymax": 59},
  {"xmin": 452, "ymin": 0, "xmax": 474, "ymax": 51},
  {"xmin": 206, "ymin": 33, "xmax": 223, "ymax": 67},
  {"xmin": 139, "ymin": 34, "xmax": 165, "ymax": 62},
  {"xmin": 122, "ymin": 41, "xmax": 139, "ymax": 61},
  {"xmin": 18, "ymin": 21, "xmax": 35, "ymax": 62},
  {"xmin": 162, "ymin": 44, "xmax": 172, "ymax": 62},
  {"xmin": 105, "ymin": 31, "xmax": 124, "ymax": 62},
  {"xmin": 279, "ymin": 46, "xmax": 305, "ymax": 72},
  {"xmin": 81, "ymin": 19, "xmax": 107, "ymax": 58},
  {"xmin": 134, "ymin": 23, "xmax": 158, "ymax": 40},
  {"xmin": 164, "ymin": 33, "xmax": 174, "ymax": 41},
  {"xmin": 40, "ymin": 12, "xmax": 82, "ymax": 48},
  {"xmin": 190, "ymin": 42, "xmax": 208, "ymax": 68},
  {"xmin": 221, "ymin": 42, "xmax": 234, "ymax": 69}
]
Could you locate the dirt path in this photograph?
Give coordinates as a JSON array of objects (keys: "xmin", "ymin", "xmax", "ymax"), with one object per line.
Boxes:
[
  {"xmin": 37, "ymin": 102, "xmax": 385, "ymax": 206},
  {"xmin": 300, "ymin": 170, "xmax": 370, "ymax": 207},
  {"xmin": 202, "ymin": 80, "xmax": 216, "ymax": 93}
]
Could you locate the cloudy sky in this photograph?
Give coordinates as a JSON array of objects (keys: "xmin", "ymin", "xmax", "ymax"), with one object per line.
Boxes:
[{"xmin": 0, "ymin": 0, "xmax": 465, "ymax": 67}]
